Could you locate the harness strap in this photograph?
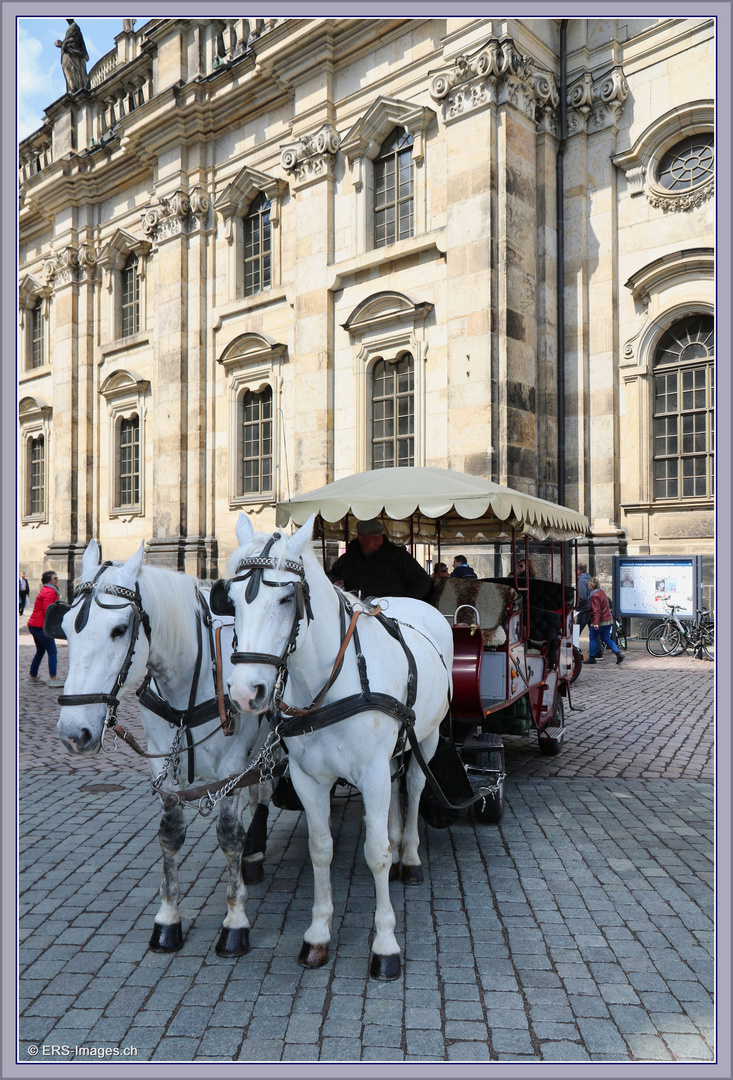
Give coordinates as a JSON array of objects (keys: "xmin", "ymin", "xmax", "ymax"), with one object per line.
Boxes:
[
  {"xmin": 215, "ymin": 625, "xmax": 235, "ymax": 736},
  {"xmin": 275, "ymin": 691, "xmax": 416, "ymax": 738},
  {"xmin": 160, "ymin": 759, "xmax": 289, "ymax": 808}
]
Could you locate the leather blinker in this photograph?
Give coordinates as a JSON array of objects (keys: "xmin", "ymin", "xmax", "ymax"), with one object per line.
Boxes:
[
  {"xmin": 44, "ymin": 601, "xmax": 71, "ymax": 640},
  {"xmin": 209, "ymin": 579, "xmax": 235, "ymax": 617}
]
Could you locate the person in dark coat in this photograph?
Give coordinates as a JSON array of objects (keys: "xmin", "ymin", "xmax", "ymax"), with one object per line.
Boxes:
[
  {"xmin": 327, "ymin": 519, "xmax": 432, "ymax": 601},
  {"xmin": 576, "ymin": 562, "xmax": 592, "ymax": 631},
  {"xmin": 450, "ymin": 555, "xmax": 477, "ymax": 579},
  {"xmin": 19, "ymin": 571, "xmax": 31, "ymax": 615}
]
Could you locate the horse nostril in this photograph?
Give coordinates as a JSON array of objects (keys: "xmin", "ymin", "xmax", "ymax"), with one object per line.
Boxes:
[
  {"xmin": 78, "ymin": 728, "xmax": 94, "ymax": 750},
  {"xmin": 250, "ymin": 684, "xmax": 267, "ymax": 710}
]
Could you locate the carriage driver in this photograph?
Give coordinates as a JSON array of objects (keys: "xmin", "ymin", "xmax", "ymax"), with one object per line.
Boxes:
[{"xmin": 327, "ymin": 519, "xmax": 433, "ymax": 602}]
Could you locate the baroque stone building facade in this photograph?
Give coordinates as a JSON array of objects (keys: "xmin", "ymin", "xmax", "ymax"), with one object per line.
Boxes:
[{"xmin": 18, "ymin": 17, "xmax": 715, "ymax": 597}]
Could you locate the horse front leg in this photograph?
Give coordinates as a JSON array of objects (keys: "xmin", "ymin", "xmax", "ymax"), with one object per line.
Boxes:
[
  {"xmin": 400, "ymin": 726, "xmax": 440, "ymax": 886},
  {"xmin": 215, "ymin": 790, "xmax": 250, "ymax": 957},
  {"xmin": 362, "ymin": 764, "xmax": 402, "ymax": 980},
  {"xmin": 290, "ymin": 763, "xmax": 334, "ymax": 970},
  {"xmin": 241, "ymin": 780, "xmax": 272, "ymax": 885},
  {"xmin": 149, "ymin": 803, "xmax": 187, "ymax": 952}
]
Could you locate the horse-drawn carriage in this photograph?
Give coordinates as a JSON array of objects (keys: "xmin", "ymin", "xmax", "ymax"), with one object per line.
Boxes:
[
  {"xmin": 275, "ymin": 466, "xmax": 589, "ymax": 825},
  {"xmin": 48, "ymin": 466, "xmax": 587, "ymax": 978}
]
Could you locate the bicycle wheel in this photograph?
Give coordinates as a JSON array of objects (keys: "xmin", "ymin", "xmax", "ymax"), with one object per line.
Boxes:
[
  {"xmin": 646, "ymin": 623, "xmax": 681, "ymax": 656},
  {"xmin": 700, "ymin": 625, "xmax": 714, "ymax": 662},
  {"xmin": 615, "ymin": 619, "xmax": 627, "ymax": 650}
]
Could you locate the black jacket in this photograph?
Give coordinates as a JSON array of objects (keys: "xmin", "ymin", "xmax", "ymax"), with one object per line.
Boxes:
[{"xmin": 327, "ymin": 538, "xmax": 433, "ymax": 601}]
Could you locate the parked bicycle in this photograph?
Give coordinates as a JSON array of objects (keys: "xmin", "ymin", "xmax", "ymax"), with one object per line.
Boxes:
[{"xmin": 646, "ymin": 598, "xmax": 714, "ymax": 660}]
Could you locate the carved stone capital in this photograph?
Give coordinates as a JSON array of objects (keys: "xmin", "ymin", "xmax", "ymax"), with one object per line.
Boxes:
[
  {"xmin": 429, "ymin": 36, "xmax": 558, "ymax": 128},
  {"xmin": 141, "ymin": 186, "xmax": 211, "ymax": 243},
  {"xmin": 567, "ymin": 64, "xmax": 628, "ymax": 135},
  {"xmin": 280, "ymin": 122, "xmax": 340, "ymax": 188},
  {"xmin": 41, "ymin": 244, "xmax": 99, "ymax": 290}
]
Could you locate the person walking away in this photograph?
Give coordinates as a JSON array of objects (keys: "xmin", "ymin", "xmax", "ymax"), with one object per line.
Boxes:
[
  {"xmin": 451, "ymin": 555, "xmax": 478, "ymax": 579},
  {"xmin": 327, "ymin": 519, "xmax": 433, "ymax": 601},
  {"xmin": 27, "ymin": 571, "xmax": 61, "ymax": 687},
  {"xmin": 576, "ymin": 562, "xmax": 591, "ymax": 631},
  {"xmin": 586, "ymin": 577, "xmax": 624, "ymax": 665},
  {"xmin": 18, "ymin": 571, "xmax": 30, "ymax": 615}
]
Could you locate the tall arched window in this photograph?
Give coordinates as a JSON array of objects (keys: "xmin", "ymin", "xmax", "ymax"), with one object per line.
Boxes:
[
  {"xmin": 28, "ymin": 435, "xmax": 45, "ymax": 516},
  {"xmin": 121, "ymin": 253, "xmax": 140, "ymax": 337},
  {"xmin": 241, "ymin": 386, "xmax": 273, "ymax": 494},
  {"xmin": 31, "ymin": 300, "xmax": 44, "ymax": 367},
  {"xmin": 372, "ymin": 354, "xmax": 414, "ymax": 468},
  {"xmin": 374, "ymin": 128, "xmax": 414, "ymax": 248},
  {"xmin": 118, "ymin": 414, "xmax": 140, "ymax": 507},
  {"xmin": 244, "ymin": 194, "xmax": 272, "ymax": 296},
  {"xmin": 653, "ymin": 314, "xmax": 714, "ymax": 500}
]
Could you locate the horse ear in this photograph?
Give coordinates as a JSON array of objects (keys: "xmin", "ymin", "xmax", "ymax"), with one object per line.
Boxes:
[
  {"xmin": 287, "ymin": 515, "xmax": 316, "ymax": 560},
  {"xmin": 81, "ymin": 538, "xmax": 100, "ymax": 580},
  {"xmin": 120, "ymin": 540, "xmax": 146, "ymax": 585},
  {"xmin": 236, "ymin": 512, "xmax": 255, "ymax": 548}
]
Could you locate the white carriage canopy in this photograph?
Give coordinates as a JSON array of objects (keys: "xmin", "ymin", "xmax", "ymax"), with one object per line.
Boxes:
[{"xmin": 276, "ymin": 467, "xmax": 590, "ymax": 545}]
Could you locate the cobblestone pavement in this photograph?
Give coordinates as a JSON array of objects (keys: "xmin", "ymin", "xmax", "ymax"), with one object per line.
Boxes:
[{"xmin": 17, "ymin": 622, "xmax": 715, "ymax": 1065}]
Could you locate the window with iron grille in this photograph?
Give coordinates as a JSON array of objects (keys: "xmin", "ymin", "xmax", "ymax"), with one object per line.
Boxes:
[
  {"xmin": 121, "ymin": 254, "xmax": 140, "ymax": 337},
  {"xmin": 244, "ymin": 194, "xmax": 272, "ymax": 297},
  {"xmin": 29, "ymin": 436, "xmax": 44, "ymax": 516},
  {"xmin": 657, "ymin": 134, "xmax": 714, "ymax": 192},
  {"xmin": 31, "ymin": 300, "xmax": 44, "ymax": 367},
  {"xmin": 241, "ymin": 387, "xmax": 273, "ymax": 495},
  {"xmin": 372, "ymin": 355, "xmax": 414, "ymax": 469},
  {"xmin": 374, "ymin": 128, "xmax": 414, "ymax": 249},
  {"xmin": 653, "ymin": 314, "xmax": 714, "ymax": 500},
  {"xmin": 118, "ymin": 415, "xmax": 140, "ymax": 506}
]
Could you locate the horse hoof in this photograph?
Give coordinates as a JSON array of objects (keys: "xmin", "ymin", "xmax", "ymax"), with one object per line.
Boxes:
[
  {"xmin": 388, "ymin": 863, "xmax": 401, "ymax": 882},
  {"xmin": 369, "ymin": 952, "xmax": 401, "ymax": 981},
  {"xmin": 215, "ymin": 926, "xmax": 250, "ymax": 958},
  {"xmin": 298, "ymin": 941, "xmax": 329, "ymax": 968},
  {"xmin": 149, "ymin": 922, "xmax": 183, "ymax": 953},
  {"xmin": 242, "ymin": 859, "xmax": 264, "ymax": 885},
  {"xmin": 401, "ymin": 864, "xmax": 423, "ymax": 886}
]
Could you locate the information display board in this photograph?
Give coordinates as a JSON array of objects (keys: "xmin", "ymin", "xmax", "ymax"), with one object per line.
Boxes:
[{"xmin": 612, "ymin": 556, "xmax": 702, "ymax": 619}]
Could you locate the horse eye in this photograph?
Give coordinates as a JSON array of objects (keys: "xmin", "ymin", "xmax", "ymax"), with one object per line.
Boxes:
[
  {"xmin": 111, "ymin": 624, "xmax": 128, "ymax": 640},
  {"xmin": 278, "ymin": 593, "xmax": 293, "ymax": 606}
]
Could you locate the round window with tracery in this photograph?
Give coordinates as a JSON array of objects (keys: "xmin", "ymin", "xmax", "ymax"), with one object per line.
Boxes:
[{"xmin": 657, "ymin": 134, "xmax": 714, "ymax": 192}]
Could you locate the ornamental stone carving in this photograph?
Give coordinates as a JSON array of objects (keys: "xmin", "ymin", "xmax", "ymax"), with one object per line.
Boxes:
[
  {"xmin": 429, "ymin": 36, "xmax": 559, "ymax": 130},
  {"xmin": 646, "ymin": 182, "xmax": 714, "ymax": 213},
  {"xmin": 566, "ymin": 65, "xmax": 628, "ymax": 135},
  {"xmin": 141, "ymin": 186, "xmax": 211, "ymax": 244},
  {"xmin": 280, "ymin": 122, "xmax": 340, "ymax": 188},
  {"xmin": 41, "ymin": 244, "xmax": 98, "ymax": 289}
]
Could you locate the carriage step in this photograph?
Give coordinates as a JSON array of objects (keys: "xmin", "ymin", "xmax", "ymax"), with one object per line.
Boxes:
[{"xmin": 460, "ymin": 733, "xmax": 503, "ymax": 751}]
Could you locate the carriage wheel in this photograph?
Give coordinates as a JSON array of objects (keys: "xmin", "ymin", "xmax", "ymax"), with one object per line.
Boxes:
[
  {"xmin": 538, "ymin": 696, "xmax": 564, "ymax": 756},
  {"xmin": 570, "ymin": 646, "xmax": 583, "ymax": 684},
  {"xmin": 472, "ymin": 749, "xmax": 505, "ymax": 824}
]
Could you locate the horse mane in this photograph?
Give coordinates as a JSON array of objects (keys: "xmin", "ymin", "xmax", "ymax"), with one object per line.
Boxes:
[{"xmin": 133, "ymin": 565, "xmax": 202, "ymax": 658}]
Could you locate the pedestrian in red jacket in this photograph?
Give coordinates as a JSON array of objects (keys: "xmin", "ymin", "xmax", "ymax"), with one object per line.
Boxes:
[
  {"xmin": 586, "ymin": 578, "xmax": 624, "ymax": 665},
  {"xmin": 27, "ymin": 570, "xmax": 61, "ymax": 687}
]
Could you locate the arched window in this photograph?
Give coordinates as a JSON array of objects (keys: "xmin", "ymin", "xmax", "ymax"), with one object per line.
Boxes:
[
  {"xmin": 653, "ymin": 314, "xmax": 714, "ymax": 500},
  {"xmin": 374, "ymin": 128, "xmax": 414, "ymax": 248},
  {"xmin": 372, "ymin": 354, "xmax": 414, "ymax": 468},
  {"xmin": 121, "ymin": 254, "xmax": 140, "ymax": 337},
  {"xmin": 657, "ymin": 134, "xmax": 714, "ymax": 193},
  {"xmin": 31, "ymin": 300, "xmax": 44, "ymax": 367},
  {"xmin": 244, "ymin": 193, "xmax": 272, "ymax": 296},
  {"xmin": 118, "ymin": 414, "xmax": 140, "ymax": 506},
  {"xmin": 28, "ymin": 435, "xmax": 45, "ymax": 516},
  {"xmin": 241, "ymin": 386, "xmax": 273, "ymax": 494}
]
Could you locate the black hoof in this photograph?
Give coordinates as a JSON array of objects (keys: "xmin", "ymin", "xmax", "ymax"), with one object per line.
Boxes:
[
  {"xmin": 388, "ymin": 863, "xmax": 401, "ymax": 882},
  {"xmin": 369, "ymin": 952, "xmax": 401, "ymax": 980},
  {"xmin": 401, "ymin": 864, "xmax": 423, "ymax": 886},
  {"xmin": 242, "ymin": 858, "xmax": 264, "ymax": 885},
  {"xmin": 215, "ymin": 926, "xmax": 250, "ymax": 957},
  {"xmin": 298, "ymin": 941, "xmax": 329, "ymax": 968},
  {"xmin": 149, "ymin": 922, "xmax": 183, "ymax": 953}
]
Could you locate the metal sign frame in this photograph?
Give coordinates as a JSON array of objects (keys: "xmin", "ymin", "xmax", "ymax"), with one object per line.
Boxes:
[{"xmin": 612, "ymin": 554, "xmax": 703, "ymax": 620}]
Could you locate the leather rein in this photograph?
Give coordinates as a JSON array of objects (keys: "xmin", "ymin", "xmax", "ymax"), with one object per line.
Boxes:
[{"xmin": 58, "ymin": 568, "xmax": 235, "ymax": 779}]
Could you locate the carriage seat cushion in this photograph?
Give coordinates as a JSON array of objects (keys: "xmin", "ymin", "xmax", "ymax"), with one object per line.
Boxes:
[{"xmin": 431, "ymin": 579, "xmax": 517, "ymax": 648}]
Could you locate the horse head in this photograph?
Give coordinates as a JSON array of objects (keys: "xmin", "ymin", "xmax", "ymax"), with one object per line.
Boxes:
[
  {"xmin": 222, "ymin": 513, "xmax": 318, "ymax": 714},
  {"xmin": 56, "ymin": 539, "xmax": 150, "ymax": 755}
]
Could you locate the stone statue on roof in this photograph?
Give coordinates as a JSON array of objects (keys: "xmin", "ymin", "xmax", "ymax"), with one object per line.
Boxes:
[{"xmin": 55, "ymin": 18, "xmax": 90, "ymax": 93}]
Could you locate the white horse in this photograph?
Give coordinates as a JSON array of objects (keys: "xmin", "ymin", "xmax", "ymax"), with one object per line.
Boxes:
[
  {"xmin": 218, "ymin": 513, "xmax": 453, "ymax": 980},
  {"xmin": 54, "ymin": 539, "xmax": 274, "ymax": 958}
]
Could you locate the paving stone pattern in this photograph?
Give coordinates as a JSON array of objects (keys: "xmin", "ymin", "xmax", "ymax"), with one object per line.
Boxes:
[{"xmin": 18, "ymin": 625, "xmax": 715, "ymax": 1063}]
